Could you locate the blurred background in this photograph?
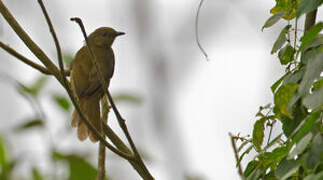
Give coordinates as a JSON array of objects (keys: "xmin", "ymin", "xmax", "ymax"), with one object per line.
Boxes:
[{"xmin": 1, "ymin": 0, "xmax": 319, "ymax": 179}]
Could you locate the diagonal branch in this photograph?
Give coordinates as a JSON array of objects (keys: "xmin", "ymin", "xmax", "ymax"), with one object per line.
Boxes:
[
  {"xmin": 229, "ymin": 133, "xmax": 244, "ymax": 176},
  {"xmin": 0, "ymin": 41, "xmax": 70, "ymax": 76},
  {"xmin": 0, "ymin": 41, "xmax": 50, "ymax": 74},
  {"xmin": 0, "ymin": 0, "xmax": 63, "ymax": 83}
]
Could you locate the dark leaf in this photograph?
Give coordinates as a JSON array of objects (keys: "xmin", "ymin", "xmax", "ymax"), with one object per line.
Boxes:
[
  {"xmin": 303, "ymin": 87, "xmax": 323, "ymax": 109},
  {"xmin": 302, "ymin": 34, "xmax": 323, "ymax": 52},
  {"xmin": 262, "ymin": 146, "xmax": 289, "ymax": 169},
  {"xmin": 283, "ymin": 68, "xmax": 304, "ymax": 85},
  {"xmin": 247, "ymin": 168, "xmax": 262, "ymax": 180},
  {"xmin": 262, "ymin": 12, "xmax": 285, "ymax": 31},
  {"xmin": 271, "ymin": 25, "xmax": 291, "ymax": 54},
  {"xmin": 244, "ymin": 160, "xmax": 259, "ymax": 177},
  {"xmin": 292, "ymin": 110, "xmax": 321, "ymax": 144},
  {"xmin": 299, "ymin": 22, "xmax": 323, "ymax": 53},
  {"xmin": 275, "ymin": 158, "xmax": 300, "ymax": 180},
  {"xmin": 278, "ymin": 44, "xmax": 294, "ymax": 65},
  {"xmin": 298, "ymin": 52, "xmax": 323, "ymax": 96},
  {"xmin": 305, "ymin": 133, "xmax": 323, "ymax": 169},
  {"xmin": 288, "ymin": 132, "xmax": 313, "ymax": 159},
  {"xmin": 296, "ymin": 0, "xmax": 323, "ymax": 18}
]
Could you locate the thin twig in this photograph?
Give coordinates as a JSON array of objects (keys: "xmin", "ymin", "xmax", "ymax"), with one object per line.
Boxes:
[
  {"xmin": 229, "ymin": 133, "xmax": 244, "ymax": 176},
  {"xmin": 98, "ymin": 97, "xmax": 109, "ymax": 180},
  {"xmin": 0, "ymin": 0, "xmax": 63, "ymax": 83},
  {"xmin": 195, "ymin": 0, "xmax": 209, "ymax": 61},
  {"xmin": 106, "ymin": 92, "xmax": 138, "ymax": 155},
  {"xmin": 36, "ymin": 2, "xmax": 132, "ymax": 160},
  {"xmin": 37, "ymin": 0, "xmax": 68, "ymax": 82},
  {"xmin": 266, "ymin": 120, "xmax": 276, "ymax": 145},
  {"xmin": 0, "ymin": 41, "xmax": 54, "ymax": 75}
]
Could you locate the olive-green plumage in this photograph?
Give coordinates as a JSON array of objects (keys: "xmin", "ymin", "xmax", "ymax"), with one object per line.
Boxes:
[{"xmin": 70, "ymin": 27, "xmax": 124, "ymax": 142}]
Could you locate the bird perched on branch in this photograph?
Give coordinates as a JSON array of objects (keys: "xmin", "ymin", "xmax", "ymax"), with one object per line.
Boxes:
[{"xmin": 70, "ymin": 27, "xmax": 125, "ymax": 142}]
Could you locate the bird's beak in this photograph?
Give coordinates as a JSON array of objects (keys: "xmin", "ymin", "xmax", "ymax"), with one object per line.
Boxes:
[{"xmin": 115, "ymin": 31, "xmax": 125, "ymax": 36}]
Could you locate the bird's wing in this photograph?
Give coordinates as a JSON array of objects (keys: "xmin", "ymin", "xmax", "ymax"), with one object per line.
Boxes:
[{"xmin": 71, "ymin": 46, "xmax": 101, "ymax": 97}]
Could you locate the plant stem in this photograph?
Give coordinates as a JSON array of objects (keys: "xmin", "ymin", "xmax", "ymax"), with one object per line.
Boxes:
[{"xmin": 98, "ymin": 96, "xmax": 109, "ymax": 180}]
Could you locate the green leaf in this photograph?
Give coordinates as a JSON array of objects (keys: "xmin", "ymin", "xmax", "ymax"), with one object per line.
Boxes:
[
  {"xmin": 296, "ymin": 0, "xmax": 323, "ymax": 18},
  {"xmin": 292, "ymin": 111, "xmax": 321, "ymax": 144},
  {"xmin": 237, "ymin": 145, "xmax": 253, "ymax": 167},
  {"xmin": 305, "ymin": 133, "xmax": 323, "ymax": 169},
  {"xmin": 53, "ymin": 95, "xmax": 71, "ymax": 111},
  {"xmin": 18, "ymin": 76, "xmax": 47, "ymax": 97},
  {"xmin": 298, "ymin": 52, "xmax": 323, "ymax": 96},
  {"xmin": 238, "ymin": 140, "xmax": 250, "ymax": 152},
  {"xmin": 271, "ymin": 25, "xmax": 292, "ymax": 54},
  {"xmin": 271, "ymin": 73, "xmax": 288, "ymax": 93},
  {"xmin": 303, "ymin": 87, "xmax": 323, "ymax": 109},
  {"xmin": 304, "ymin": 174, "xmax": 316, "ymax": 180},
  {"xmin": 274, "ymin": 83, "xmax": 298, "ymax": 118},
  {"xmin": 262, "ymin": 146, "xmax": 289, "ymax": 169},
  {"xmin": 270, "ymin": 0, "xmax": 300, "ymax": 20},
  {"xmin": 244, "ymin": 160, "xmax": 259, "ymax": 177},
  {"xmin": 0, "ymin": 136, "xmax": 6, "ymax": 167},
  {"xmin": 288, "ymin": 132, "xmax": 313, "ymax": 159},
  {"xmin": 247, "ymin": 168, "xmax": 262, "ymax": 180},
  {"xmin": 303, "ymin": 34, "xmax": 323, "ymax": 52},
  {"xmin": 113, "ymin": 93, "xmax": 142, "ymax": 105},
  {"xmin": 275, "ymin": 158, "xmax": 300, "ymax": 180},
  {"xmin": 283, "ymin": 68, "xmax": 305, "ymax": 85},
  {"xmin": 262, "ymin": 12, "xmax": 285, "ymax": 31},
  {"xmin": 32, "ymin": 167, "xmax": 44, "ymax": 180},
  {"xmin": 278, "ymin": 45, "xmax": 294, "ymax": 65},
  {"xmin": 52, "ymin": 151, "xmax": 97, "ymax": 180},
  {"xmin": 311, "ymin": 172, "xmax": 323, "ymax": 180},
  {"xmin": 312, "ymin": 78, "xmax": 323, "ymax": 91},
  {"xmin": 253, "ymin": 118, "xmax": 266, "ymax": 151},
  {"xmin": 299, "ymin": 22, "xmax": 323, "ymax": 53},
  {"xmin": 14, "ymin": 119, "xmax": 44, "ymax": 132},
  {"xmin": 264, "ymin": 134, "xmax": 283, "ymax": 151}
]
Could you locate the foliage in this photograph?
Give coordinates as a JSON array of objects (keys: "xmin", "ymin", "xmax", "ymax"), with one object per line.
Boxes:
[{"xmin": 236, "ymin": 1, "xmax": 323, "ymax": 179}]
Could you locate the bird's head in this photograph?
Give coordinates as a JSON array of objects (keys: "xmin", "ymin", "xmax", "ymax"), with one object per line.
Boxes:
[{"xmin": 88, "ymin": 27, "xmax": 125, "ymax": 48}]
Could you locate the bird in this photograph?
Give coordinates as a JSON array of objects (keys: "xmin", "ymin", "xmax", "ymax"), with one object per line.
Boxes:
[{"xmin": 70, "ymin": 27, "xmax": 125, "ymax": 142}]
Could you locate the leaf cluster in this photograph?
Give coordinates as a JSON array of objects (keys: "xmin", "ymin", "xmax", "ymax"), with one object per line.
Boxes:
[{"xmin": 237, "ymin": 0, "xmax": 323, "ymax": 179}]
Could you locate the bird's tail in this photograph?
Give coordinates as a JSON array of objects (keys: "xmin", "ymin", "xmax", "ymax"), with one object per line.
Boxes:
[{"xmin": 71, "ymin": 94, "xmax": 102, "ymax": 142}]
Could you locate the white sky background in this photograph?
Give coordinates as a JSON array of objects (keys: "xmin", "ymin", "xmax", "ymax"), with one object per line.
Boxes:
[{"xmin": 1, "ymin": 0, "xmax": 320, "ymax": 180}]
